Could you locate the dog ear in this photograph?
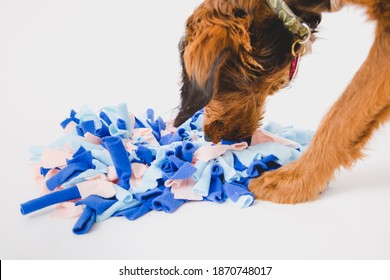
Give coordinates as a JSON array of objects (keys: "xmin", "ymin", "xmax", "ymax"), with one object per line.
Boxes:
[
  {"xmin": 174, "ymin": 41, "xmax": 231, "ymax": 127},
  {"xmin": 173, "ymin": 4, "xmax": 254, "ymax": 127}
]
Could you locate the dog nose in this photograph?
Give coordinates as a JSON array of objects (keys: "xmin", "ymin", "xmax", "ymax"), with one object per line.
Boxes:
[
  {"xmin": 305, "ymin": 14, "xmax": 322, "ymax": 29},
  {"xmin": 204, "ymin": 133, "xmax": 211, "ymax": 142}
]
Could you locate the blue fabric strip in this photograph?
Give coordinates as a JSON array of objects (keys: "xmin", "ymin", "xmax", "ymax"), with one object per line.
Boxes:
[
  {"xmin": 99, "ymin": 111, "xmax": 112, "ymax": 126},
  {"xmin": 134, "ymin": 145, "xmax": 155, "ymax": 165},
  {"xmin": 161, "ymin": 157, "xmax": 197, "ymax": 180},
  {"xmin": 223, "ymin": 182, "xmax": 254, "ymax": 208},
  {"xmin": 60, "ymin": 109, "xmax": 79, "ymax": 129},
  {"xmin": 75, "ymin": 195, "xmax": 117, "ymax": 215},
  {"xmin": 20, "ymin": 186, "xmax": 81, "ymax": 215},
  {"xmin": 46, "ymin": 162, "xmax": 93, "ymax": 191},
  {"xmin": 80, "ymin": 120, "xmax": 96, "ymax": 135},
  {"xmin": 175, "ymin": 141, "xmax": 197, "ymax": 163},
  {"xmin": 168, "ymin": 128, "xmax": 187, "ymax": 144},
  {"xmin": 95, "ymin": 122, "xmax": 110, "ymax": 138},
  {"xmin": 113, "ymin": 187, "xmax": 164, "ymax": 220},
  {"xmin": 206, "ymin": 163, "xmax": 226, "ymax": 203},
  {"xmin": 73, "ymin": 206, "xmax": 96, "ymax": 235},
  {"xmin": 102, "ymin": 136, "xmax": 132, "ymax": 190},
  {"xmin": 151, "ymin": 188, "xmax": 186, "ymax": 213}
]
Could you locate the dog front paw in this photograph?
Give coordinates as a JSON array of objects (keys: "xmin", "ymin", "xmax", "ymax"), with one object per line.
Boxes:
[{"xmin": 248, "ymin": 163, "xmax": 327, "ymax": 204}]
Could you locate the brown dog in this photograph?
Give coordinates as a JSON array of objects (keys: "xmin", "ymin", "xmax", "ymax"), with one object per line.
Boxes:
[{"xmin": 174, "ymin": 0, "xmax": 390, "ymax": 204}]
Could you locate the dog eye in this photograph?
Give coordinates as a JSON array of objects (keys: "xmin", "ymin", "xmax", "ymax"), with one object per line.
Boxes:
[{"xmin": 234, "ymin": 9, "xmax": 247, "ymax": 18}]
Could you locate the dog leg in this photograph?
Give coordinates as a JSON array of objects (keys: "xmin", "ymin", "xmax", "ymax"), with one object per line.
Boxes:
[{"xmin": 249, "ymin": 26, "xmax": 390, "ymax": 204}]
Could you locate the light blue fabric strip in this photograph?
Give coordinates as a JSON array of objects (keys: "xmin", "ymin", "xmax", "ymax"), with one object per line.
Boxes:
[
  {"xmin": 217, "ymin": 153, "xmax": 240, "ymax": 181},
  {"xmin": 75, "ymin": 105, "xmax": 102, "ymax": 130},
  {"xmin": 61, "ymin": 169, "xmax": 103, "ymax": 189},
  {"xmin": 109, "ymin": 123, "xmax": 130, "ymax": 139},
  {"xmin": 232, "ymin": 148, "xmax": 259, "ymax": 168},
  {"xmin": 262, "ymin": 121, "xmax": 314, "ymax": 147},
  {"xmin": 133, "ymin": 165, "xmax": 162, "ymax": 193},
  {"xmin": 177, "ymin": 117, "xmax": 192, "ymax": 132},
  {"xmin": 30, "ymin": 135, "xmax": 104, "ymax": 158},
  {"xmin": 248, "ymin": 142, "xmax": 295, "ymax": 165},
  {"xmin": 135, "ymin": 112, "xmax": 151, "ymax": 128},
  {"xmin": 152, "ymin": 143, "xmax": 181, "ymax": 167},
  {"xmin": 117, "ymin": 103, "xmax": 134, "ymax": 138},
  {"xmin": 192, "ymin": 160, "xmax": 208, "ymax": 181},
  {"xmin": 96, "ymin": 185, "xmax": 141, "ymax": 222},
  {"xmin": 192, "ymin": 114, "xmax": 204, "ymax": 130},
  {"xmin": 91, "ymin": 159, "xmax": 108, "ymax": 173},
  {"xmin": 192, "ymin": 161, "xmax": 213, "ymax": 197},
  {"xmin": 227, "ymin": 195, "xmax": 254, "ymax": 208},
  {"xmin": 91, "ymin": 150, "xmax": 114, "ymax": 166}
]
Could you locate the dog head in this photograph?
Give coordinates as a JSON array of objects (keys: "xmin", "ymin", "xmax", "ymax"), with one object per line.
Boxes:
[{"xmin": 174, "ymin": 0, "xmax": 331, "ymax": 143}]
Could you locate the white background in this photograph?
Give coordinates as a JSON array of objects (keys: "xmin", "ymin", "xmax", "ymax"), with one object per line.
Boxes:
[{"xmin": 0, "ymin": 0, "xmax": 389, "ymax": 260}]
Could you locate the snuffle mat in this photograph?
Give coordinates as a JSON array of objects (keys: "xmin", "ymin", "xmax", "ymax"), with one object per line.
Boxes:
[{"xmin": 21, "ymin": 103, "xmax": 313, "ymax": 234}]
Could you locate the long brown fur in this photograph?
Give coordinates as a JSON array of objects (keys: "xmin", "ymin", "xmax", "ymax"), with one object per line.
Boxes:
[{"xmin": 175, "ymin": 0, "xmax": 390, "ymax": 204}]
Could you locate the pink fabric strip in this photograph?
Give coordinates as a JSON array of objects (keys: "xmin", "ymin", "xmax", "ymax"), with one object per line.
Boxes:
[
  {"xmin": 84, "ymin": 132, "xmax": 102, "ymax": 145},
  {"xmin": 165, "ymin": 178, "xmax": 203, "ymax": 201},
  {"xmin": 51, "ymin": 202, "xmax": 84, "ymax": 220},
  {"xmin": 132, "ymin": 163, "xmax": 148, "ymax": 179},
  {"xmin": 77, "ymin": 178, "xmax": 116, "ymax": 199},
  {"xmin": 193, "ymin": 142, "xmax": 248, "ymax": 162},
  {"xmin": 41, "ymin": 148, "xmax": 73, "ymax": 168},
  {"xmin": 130, "ymin": 163, "xmax": 148, "ymax": 190},
  {"xmin": 125, "ymin": 142, "xmax": 137, "ymax": 153},
  {"xmin": 251, "ymin": 129, "xmax": 300, "ymax": 147},
  {"xmin": 107, "ymin": 166, "xmax": 118, "ymax": 182},
  {"xmin": 63, "ymin": 121, "xmax": 77, "ymax": 135}
]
